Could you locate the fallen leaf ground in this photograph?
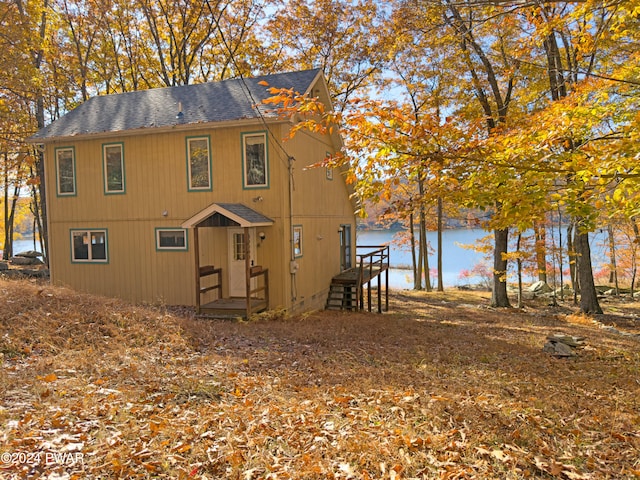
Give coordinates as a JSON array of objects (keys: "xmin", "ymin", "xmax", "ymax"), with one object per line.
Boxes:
[{"xmin": 1, "ymin": 277, "xmax": 639, "ymax": 479}]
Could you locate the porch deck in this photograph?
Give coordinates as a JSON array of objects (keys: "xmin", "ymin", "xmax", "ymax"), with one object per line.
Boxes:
[
  {"xmin": 198, "ymin": 297, "xmax": 269, "ymax": 318},
  {"xmin": 330, "ymin": 264, "xmax": 389, "ymax": 285},
  {"xmin": 195, "ymin": 263, "xmax": 269, "ymax": 318}
]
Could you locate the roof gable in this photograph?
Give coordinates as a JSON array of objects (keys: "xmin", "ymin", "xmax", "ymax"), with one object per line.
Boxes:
[
  {"xmin": 181, "ymin": 203, "xmax": 274, "ymax": 229},
  {"xmin": 31, "ymin": 69, "xmax": 322, "ymax": 141}
]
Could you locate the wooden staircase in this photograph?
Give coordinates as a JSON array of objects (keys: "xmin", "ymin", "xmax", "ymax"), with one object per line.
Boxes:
[
  {"xmin": 325, "ymin": 282, "xmax": 359, "ymax": 311},
  {"xmin": 325, "ymin": 245, "xmax": 390, "ymax": 312}
]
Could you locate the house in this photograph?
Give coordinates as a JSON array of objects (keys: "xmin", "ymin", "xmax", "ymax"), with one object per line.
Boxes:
[{"xmin": 29, "ymin": 69, "xmax": 358, "ymax": 316}]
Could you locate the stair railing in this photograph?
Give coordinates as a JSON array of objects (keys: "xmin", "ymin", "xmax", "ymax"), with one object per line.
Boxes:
[{"xmin": 355, "ymin": 245, "xmax": 390, "ymax": 311}]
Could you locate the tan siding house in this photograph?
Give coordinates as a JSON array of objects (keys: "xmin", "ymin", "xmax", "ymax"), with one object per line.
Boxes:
[{"xmin": 30, "ymin": 70, "xmax": 356, "ymax": 316}]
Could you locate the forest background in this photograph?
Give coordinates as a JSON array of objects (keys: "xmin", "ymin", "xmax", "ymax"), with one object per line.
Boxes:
[{"xmin": 1, "ymin": 0, "xmax": 639, "ymax": 315}]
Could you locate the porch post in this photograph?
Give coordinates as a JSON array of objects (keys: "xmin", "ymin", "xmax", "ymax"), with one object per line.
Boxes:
[
  {"xmin": 378, "ymin": 271, "xmax": 382, "ymax": 313},
  {"xmin": 193, "ymin": 227, "xmax": 201, "ymax": 314},
  {"xmin": 385, "ymin": 265, "xmax": 389, "ymax": 312},
  {"xmin": 244, "ymin": 226, "xmax": 251, "ymax": 318}
]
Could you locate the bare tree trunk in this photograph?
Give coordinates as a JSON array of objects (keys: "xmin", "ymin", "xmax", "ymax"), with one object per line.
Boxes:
[
  {"xmin": 418, "ymin": 178, "xmax": 431, "ymax": 291},
  {"xmin": 436, "ymin": 196, "xmax": 443, "ymax": 291},
  {"xmin": 2, "ymin": 154, "xmax": 24, "ymax": 260},
  {"xmin": 534, "ymin": 221, "xmax": 547, "ymax": 283},
  {"xmin": 491, "ymin": 228, "xmax": 511, "ymax": 307},
  {"xmin": 573, "ymin": 226, "xmax": 581, "ymax": 305},
  {"xmin": 540, "ymin": 22, "xmax": 601, "ymax": 314},
  {"xmin": 631, "ymin": 218, "xmax": 639, "ymax": 299},
  {"xmin": 630, "ymin": 248, "xmax": 637, "ymax": 301},
  {"xmin": 607, "ymin": 224, "xmax": 619, "ymax": 295},
  {"xmin": 7, "ymin": 182, "xmax": 22, "ymax": 258},
  {"xmin": 15, "ymin": 0, "xmax": 50, "ymax": 266},
  {"xmin": 543, "ymin": 31, "xmax": 567, "ymax": 100},
  {"xmin": 549, "ymin": 212, "xmax": 559, "ymax": 305},
  {"xmin": 35, "ymin": 104, "xmax": 49, "ymax": 266},
  {"xmin": 516, "ymin": 232, "xmax": 523, "ymax": 308},
  {"xmin": 575, "ymin": 228, "xmax": 603, "ymax": 314},
  {"xmin": 420, "ymin": 209, "xmax": 431, "ymax": 291},
  {"xmin": 3, "ymin": 152, "xmax": 9, "ymax": 260},
  {"xmin": 416, "ymin": 242, "xmax": 423, "ymax": 290},
  {"xmin": 567, "ymin": 222, "xmax": 578, "ymax": 303},
  {"xmin": 29, "ymin": 165, "xmax": 46, "ymax": 261},
  {"xmin": 444, "ymin": 4, "xmax": 514, "ymax": 306},
  {"xmin": 410, "ymin": 211, "xmax": 420, "ymax": 290},
  {"xmin": 557, "ymin": 208, "xmax": 565, "ymax": 301}
]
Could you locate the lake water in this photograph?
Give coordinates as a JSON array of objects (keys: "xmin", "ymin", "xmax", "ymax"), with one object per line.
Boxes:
[
  {"xmin": 11, "ymin": 238, "xmax": 44, "ymax": 254},
  {"xmin": 357, "ymin": 228, "xmax": 610, "ymax": 290},
  {"xmin": 358, "ymin": 228, "xmax": 489, "ymax": 289},
  {"xmin": 2, "ymin": 238, "xmax": 45, "ymax": 261}
]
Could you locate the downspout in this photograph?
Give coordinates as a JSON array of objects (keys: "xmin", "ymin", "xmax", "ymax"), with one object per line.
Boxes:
[
  {"xmin": 288, "ymin": 156, "xmax": 297, "ymax": 304},
  {"xmin": 3, "ymin": 152, "xmax": 8, "ymax": 260},
  {"xmin": 244, "ymin": 226, "xmax": 252, "ymax": 317},
  {"xmin": 193, "ymin": 227, "xmax": 201, "ymax": 313}
]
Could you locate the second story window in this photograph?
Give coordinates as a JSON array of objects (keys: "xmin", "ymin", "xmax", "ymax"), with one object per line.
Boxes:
[
  {"xmin": 242, "ymin": 132, "xmax": 268, "ymax": 188},
  {"xmin": 103, "ymin": 143, "xmax": 125, "ymax": 194},
  {"xmin": 55, "ymin": 147, "xmax": 76, "ymax": 196},
  {"xmin": 187, "ymin": 136, "xmax": 212, "ymax": 191}
]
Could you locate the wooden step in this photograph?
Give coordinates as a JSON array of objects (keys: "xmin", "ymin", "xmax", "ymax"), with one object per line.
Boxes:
[{"xmin": 325, "ymin": 283, "xmax": 358, "ymax": 311}]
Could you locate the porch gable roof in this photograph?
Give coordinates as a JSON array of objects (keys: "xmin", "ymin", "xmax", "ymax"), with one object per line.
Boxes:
[{"xmin": 181, "ymin": 203, "xmax": 274, "ymax": 229}]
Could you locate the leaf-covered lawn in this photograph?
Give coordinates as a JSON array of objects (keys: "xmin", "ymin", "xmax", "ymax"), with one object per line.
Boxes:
[{"xmin": 1, "ymin": 278, "xmax": 639, "ymax": 479}]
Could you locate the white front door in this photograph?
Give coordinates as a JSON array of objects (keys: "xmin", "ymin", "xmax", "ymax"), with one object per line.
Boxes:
[{"xmin": 228, "ymin": 228, "xmax": 256, "ymax": 297}]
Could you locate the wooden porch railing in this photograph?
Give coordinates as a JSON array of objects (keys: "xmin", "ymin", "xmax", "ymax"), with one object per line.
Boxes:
[
  {"xmin": 246, "ymin": 267, "xmax": 269, "ymax": 317},
  {"xmin": 355, "ymin": 245, "xmax": 390, "ymax": 312},
  {"xmin": 197, "ymin": 265, "xmax": 222, "ymax": 314}
]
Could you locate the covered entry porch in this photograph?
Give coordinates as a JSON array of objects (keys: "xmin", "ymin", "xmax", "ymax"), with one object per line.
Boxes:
[{"xmin": 181, "ymin": 203, "xmax": 274, "ymax": 318}]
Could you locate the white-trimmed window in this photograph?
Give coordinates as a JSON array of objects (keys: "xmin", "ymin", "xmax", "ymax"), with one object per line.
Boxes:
[
  {"xmin": 56, "ymin": 147, "xmax": 76, "ymax": 196},
  {"xmin": 71, "ymin": 229, "xmax": 108, "ymax": 263},
  {"xmin": 103, "ymin": 143, "xmax": 125, "ymax": 193},
  {"xmin": 156, "ymin": 228, "xmax": 187, "ymax": 251},
  {"xmin": 186, "ymin": 136, "xmax": 211, "ymax": 190},
  {"xmin": 242, "ymin": 132, "xmax": 268, "ymax": 188}
]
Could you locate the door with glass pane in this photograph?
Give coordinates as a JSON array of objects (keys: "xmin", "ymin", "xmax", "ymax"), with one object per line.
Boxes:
[
  {"xmin": 340, "ymin": 224, "xmax": 352, "ymax": 271},
  {"xmin": 228, "ymin": 228, "xmax": 256, "ymax": 297}
]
